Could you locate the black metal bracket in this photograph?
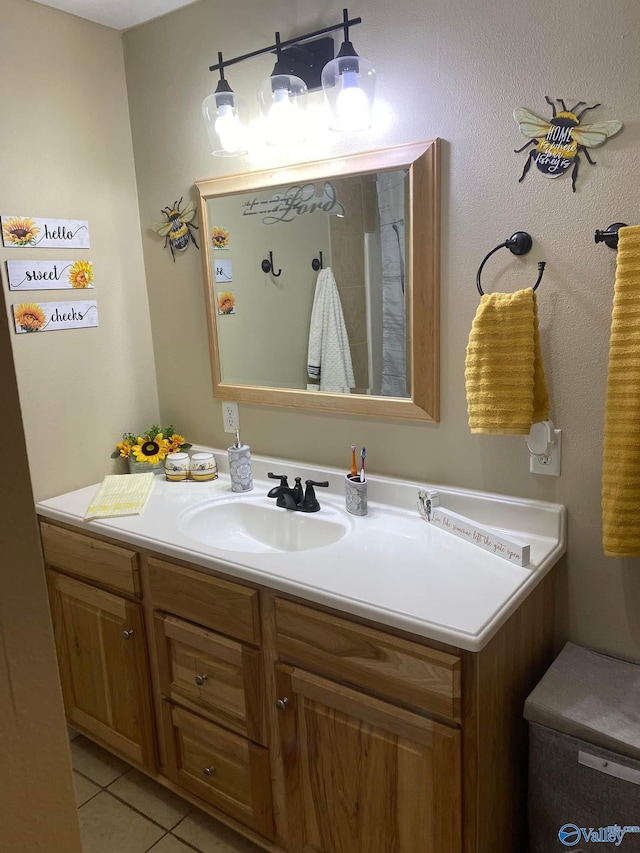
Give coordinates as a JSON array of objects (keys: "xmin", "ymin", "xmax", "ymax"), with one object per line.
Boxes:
[
  {"xmin": 312, "ymin": 251, "xmax": 324, "ymax": 271},
  {"xmin": 595, "ymin": 222, "xmax": 627, "ymax": 250},
  {"xmin": 208, "ymin": 9, "xmax": 361, "ymax": 92},
  {"xmin": 476, "ymin": 231, "xmax": 546, "ymax": 296},
  {"xmin": 261, "ymin": 251, "xmax": 282, "ymax": 277}
]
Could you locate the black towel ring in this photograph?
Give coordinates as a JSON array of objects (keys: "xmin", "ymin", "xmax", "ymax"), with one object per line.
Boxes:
[{"xmin": 476, "ymin": 231, "xmax": 546, "ymax": 296}]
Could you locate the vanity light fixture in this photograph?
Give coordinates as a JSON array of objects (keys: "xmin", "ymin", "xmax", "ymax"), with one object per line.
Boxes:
[
  {"xmin": 321, "ymin": 8, "xmax": 375, "ymax": 132},
  {"xmin": 257, "ymin": 33, "xmax": 308, "ymax": 146},
  {"xmin": 202, "ymin": 53, "xmax": 248, "ymax": 157},
  {"xmin": 205, "ymin": 8, "xmax": 372, "ymax": 152}
]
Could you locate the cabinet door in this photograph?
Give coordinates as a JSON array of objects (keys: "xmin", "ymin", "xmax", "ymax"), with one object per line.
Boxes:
[
  {"xmin": 48, "ymin": 571, "xmax": 155, "ymax": 768},
  {"xmin": 276, "ymin": 664, "xmax": 461, "ymax": 853}
]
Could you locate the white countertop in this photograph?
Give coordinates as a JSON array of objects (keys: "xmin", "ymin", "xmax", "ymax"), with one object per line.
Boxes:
[{"xmin": 36, "ymin": 449, "xmax": 566, "ymax": 652}]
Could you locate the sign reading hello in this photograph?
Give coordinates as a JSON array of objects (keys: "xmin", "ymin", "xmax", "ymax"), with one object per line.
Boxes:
[{"xmin": 1, "ymin": 215, "xmax": 90, "ymax": 248}]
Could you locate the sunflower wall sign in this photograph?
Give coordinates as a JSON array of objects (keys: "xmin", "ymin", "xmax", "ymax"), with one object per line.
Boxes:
[
  {"xmin": 13, "ymin": 301, "xmax": 98, "ymax": 334},
  {"xmin": 1, "ymin": 215, "xmax": 90, "ymax": 248},
  {"xmin": 6, "ymin": 259, "xmax": 94, "ymax": 290}
]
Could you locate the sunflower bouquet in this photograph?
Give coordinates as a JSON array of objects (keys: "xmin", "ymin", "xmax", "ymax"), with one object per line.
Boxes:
[{"xmin": 111, "ymin": 425, "xmax": 191, "ymax": 466}]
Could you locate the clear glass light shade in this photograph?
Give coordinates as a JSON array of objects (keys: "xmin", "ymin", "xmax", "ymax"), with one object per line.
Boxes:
[
  {"xmin": 257, "ymin": 74, "xmax": 308, "ymax": 145},
  {"xmin": 202, "ymin": 92, "xmax": 247, "ymax": 157},
  {"xmin": 321, "ymin": 55, "xmax": 375, "ymax": 132}
]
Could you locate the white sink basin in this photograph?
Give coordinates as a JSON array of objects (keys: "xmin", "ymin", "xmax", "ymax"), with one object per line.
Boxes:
[{"xmin": 178, "ymin": 496, "xmax": 350, "ymax": 553}]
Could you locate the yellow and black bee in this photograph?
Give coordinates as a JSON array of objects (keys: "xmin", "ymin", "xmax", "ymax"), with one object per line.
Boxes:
[
  {"xmin": 152, "ymin": 198, "xmax": 199, "ymax": 261},
  {"xmin": 514, "ymin": 96, "xmax": 622, "ymax": 192}
]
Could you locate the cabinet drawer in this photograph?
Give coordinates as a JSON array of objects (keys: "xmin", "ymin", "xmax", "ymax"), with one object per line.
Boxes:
[
  {"xmin": 41, "ymin": 522, "xmax": 140, "ymax": 597},
  {"xmin": 146, "ymin": 557, "xmax": 260, "ymax": 646},
  {"xmin": 163, "ymin": 703, "xmax": 274, "ymax": 840},
  {"xmin": 275, "ymin": 599, "xmax": 461, "ymax": 722},
  {"xmin": 155, "ymin": 614, "xmax": 265, "ymax": 743}
]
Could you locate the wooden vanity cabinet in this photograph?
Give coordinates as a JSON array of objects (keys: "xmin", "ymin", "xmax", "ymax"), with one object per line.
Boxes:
[
  {"xmin": 41, "ymin": 522, "xmax": 155, "ymax": 769},
  {"xmin": 40, "ymin": 519, "xmax": 555, "ymax": 853}
]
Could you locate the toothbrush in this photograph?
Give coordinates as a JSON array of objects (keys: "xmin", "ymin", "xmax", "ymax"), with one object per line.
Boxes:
[
  {"xmin": 350, "ymin": 444, "xmax": 358, "ymax": 478},
  {"xmin": 360, "ymin": 447, "xmax": 366, "ymax": 482}
]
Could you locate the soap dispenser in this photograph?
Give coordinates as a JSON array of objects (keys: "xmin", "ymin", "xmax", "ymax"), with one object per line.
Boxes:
[{"xmin": 228, "ymin": 429, "xmax": 253, "ymax": 492}]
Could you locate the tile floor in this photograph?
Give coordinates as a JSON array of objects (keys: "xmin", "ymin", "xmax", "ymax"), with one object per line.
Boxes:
[{"xmin": 69, "ymin": 730, "xmax": 263, "ymax": 853}]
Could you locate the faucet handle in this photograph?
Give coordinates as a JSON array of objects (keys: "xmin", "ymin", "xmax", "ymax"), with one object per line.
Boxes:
[
  {"xmin": 267, "ymin": 472, "xmax": 289, "ymax": 487},
  {"xmin": 267, "ymin": 472, "xmax": 290, "ymax": 499},
  {"xmin": 301, "ymin": 479, "xmax": 329, "ymax": 512}
]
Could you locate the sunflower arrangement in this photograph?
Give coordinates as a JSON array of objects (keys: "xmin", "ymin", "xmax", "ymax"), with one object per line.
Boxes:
[{"xmin": 111, "ymin": 425, "xmax": 191, "ymax": 465}]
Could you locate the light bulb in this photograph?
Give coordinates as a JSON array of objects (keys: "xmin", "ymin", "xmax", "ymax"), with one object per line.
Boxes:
[
  {"xmin": 266, "ymin": 87, "xmax": 304, "ymax": 145},
  {"xmin": 215, "ymin": 103, "xmax": 241, "ymax": 154},
  {"xmin": 335, "ymin": 69, "xmax": 370, "ymax": 132}
]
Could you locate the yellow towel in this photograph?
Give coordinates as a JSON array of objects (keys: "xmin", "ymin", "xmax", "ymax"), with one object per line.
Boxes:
[
  {"xmin": 465, "ymin": 288, "xmax": 549, "ymax": 434},
  {"xmin": 602, "ymin": 225, "xmax": 640, "ymax": 557},
  {"xmin": 84, "ymin": 473, "xmax": 155, "ymax": 520}
]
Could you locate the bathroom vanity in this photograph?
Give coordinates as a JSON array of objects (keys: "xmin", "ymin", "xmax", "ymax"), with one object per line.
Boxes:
[{"xmin": 37, "ymin": 455, "xmax": 565, "ymax": 853}]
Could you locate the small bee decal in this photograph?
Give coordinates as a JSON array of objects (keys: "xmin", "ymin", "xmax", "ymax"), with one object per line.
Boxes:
[
  {"xmin": 514, "ymin": 96, "xmax": 622, "ymax": 191},
  {"xmin": 152, "ymin": 197, "xmax": 199, "ymax": 261}
]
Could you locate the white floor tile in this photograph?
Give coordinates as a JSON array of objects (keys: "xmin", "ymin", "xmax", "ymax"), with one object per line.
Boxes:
[
  {"xmin": 108, "ymin": 768, "xmax": 192, "ymax": 830},
  {"xmin": 70, "ymin": 736, "xmax": 129, "ymax": 787},
  {"xmin": 73, "ymin": 771, "xmax": 100, "ymax": 807},
  {"xmin": 173, "ymin": 809, "xmax": 263, "ymax": 852},
  {"xmin": 78, "ymin": 792, "xmax": 165, "ymax": 853}
]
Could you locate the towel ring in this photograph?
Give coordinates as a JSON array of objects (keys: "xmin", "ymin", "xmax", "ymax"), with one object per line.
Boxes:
[{"xmin": 476, "ymin": 231, "xmax": 546, "ymax": 296}]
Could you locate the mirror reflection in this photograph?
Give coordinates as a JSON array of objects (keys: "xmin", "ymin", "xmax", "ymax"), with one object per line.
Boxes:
[
  {"xmin": 206, "ymin": 169, "xmax": 409, "ymax": 398},
  {"xmin": 196, "ymin": 139, "xmax": 440, "ymax": 422}
]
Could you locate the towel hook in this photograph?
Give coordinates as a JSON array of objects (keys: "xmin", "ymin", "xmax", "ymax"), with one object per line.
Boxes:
[
  {"xmin": 311, "ymin": 251, "xmax": 324, "ymax": 271},
  {"xmin": 476, "ymin": 231, "xmax": 546, "ymax": 296},
  {"xmin": 594, "ymin": 222, "xmax": 627, "ymax": 250},
  {"xmin": 261, "ymin": 250, "xmax": 282, "ymax": 277}
]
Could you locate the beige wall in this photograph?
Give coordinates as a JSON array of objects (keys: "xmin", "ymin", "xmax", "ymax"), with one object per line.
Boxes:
[
  {"xmin": 0, "ymin": 0, "xmax": 159, "ymax": 502},
  {"xmin": 124, "ymin": 0, "xmax": 640, "ymax": 662}
]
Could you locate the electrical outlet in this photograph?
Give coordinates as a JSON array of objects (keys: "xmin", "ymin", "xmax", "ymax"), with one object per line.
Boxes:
[
  {"xmin": 530, "ymin": 429, "xmax": 562, "ymax": 476},
  {"xmin": 222, "ymin": 401, "xmax": 239, "ymax": 433}
]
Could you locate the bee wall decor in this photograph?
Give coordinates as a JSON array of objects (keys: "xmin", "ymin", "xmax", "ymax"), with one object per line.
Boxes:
[
  {"xmin": 514, "ymin": 96, "xmax": 622, "ymax": 192},
  {"xmin": 152, "ymin": 197, "xmax": 199, "ymax": 261}
]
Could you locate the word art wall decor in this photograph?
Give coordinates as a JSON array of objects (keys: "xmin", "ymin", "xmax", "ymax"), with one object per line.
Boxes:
[
  {"xmin": 242, "ymin": 182, "xmax": 345, "ymax": 225},
  {"xmin": 514, "ymin": 96, "xmax": 622, "ymax": 191},
  {"xmin": 7, "ymin": 260, "xmax": 94, "ymax": 290},
  {"xmin": 1, "ymin": 216, "xmax": 90, "ymax": 248},
  {"xmin": 13, "ymin": 300, "xmax": 98, "ymax": 333}
]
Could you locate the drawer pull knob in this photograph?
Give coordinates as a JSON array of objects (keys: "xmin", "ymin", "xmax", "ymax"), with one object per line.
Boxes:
[
  {"xmin": 203, "ymin": 766, "xmax": 216, "ymax": 776},
  {"xmin": 122, "ymin": 629, "xmax": 134, "ymax": 640},
  {"xmin": 195, "ymin": 674, "xmax": 208, "ymax": 686},
  {"xmin": 275, "ymin": 697, "xmax": 289, "ymax": 711}
]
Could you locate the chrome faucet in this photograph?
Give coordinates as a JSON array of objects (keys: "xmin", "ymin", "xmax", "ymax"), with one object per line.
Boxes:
[{"xmin": 267, "ymin": 473, "xmax": 329, "ymax": 513}]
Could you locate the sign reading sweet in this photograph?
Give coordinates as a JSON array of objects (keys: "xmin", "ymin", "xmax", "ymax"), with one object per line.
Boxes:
[
  {"xmin": 1, "ymin": 215, "xmax": 90, "ymax": 248},
  {"xmin": 13, "ymin": 300, "xmax": 98, "ymax": 333},
  {"xmin": 7, "ymin": 260, "xmax": 94, "ymax": 290}
]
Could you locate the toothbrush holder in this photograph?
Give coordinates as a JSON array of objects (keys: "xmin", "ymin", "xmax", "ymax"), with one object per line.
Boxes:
[{"xmin": 345, "ymin": 474, "xmax": 367, "ymax": 516}]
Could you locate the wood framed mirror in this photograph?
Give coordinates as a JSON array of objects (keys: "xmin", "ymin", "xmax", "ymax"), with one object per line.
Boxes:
[{"xmin": 196, "ymin": 138, "xmax": 440, "ymax": 421}]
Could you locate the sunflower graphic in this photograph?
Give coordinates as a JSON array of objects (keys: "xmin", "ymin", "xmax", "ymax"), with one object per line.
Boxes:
[
  {"xmin": 14, "ymin": 302, "xmax": 47, "ymax": 332},
  {"xmin": 217, "ymin": 291, "xmax": 236, "ymax": 315},
  {"xmin": 2, "ymin": 216, "xmax": 40, "ymax": 247},
  {"xmin": 211, "ymin": 226, "xmax": 230, "ymax": 249},
  {"xmin": 69, "ymin": 260, "xmax": 93, "ymax": 288}
]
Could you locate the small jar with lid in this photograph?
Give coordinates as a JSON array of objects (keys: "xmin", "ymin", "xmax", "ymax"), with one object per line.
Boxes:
[
  {"xmin": 190, "ymin": 452, "xmax": 218, "ymax": 481},
  {"xmin": 165, "ymin": 452, "xmax": 189, "ymax": 481}
]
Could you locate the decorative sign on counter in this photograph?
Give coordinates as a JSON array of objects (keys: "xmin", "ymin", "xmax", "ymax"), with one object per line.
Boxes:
[
  {"xmin": 7, "ymin": 260, "xmax": 94, "ymax": 290},
  {"xmin": 214, "ymin": 259, "xmax": 232, "ymax": 283},
  {"xmin": 418, "ymin": 489, "xmax": 530, "ymax": 567},
  {"xmin": 1, "ymin": 216, "xmax": 90, "ymax": 248},
  {"xmin": 13, "ymin": 300, "xmax": 98, "ymax": 334}
]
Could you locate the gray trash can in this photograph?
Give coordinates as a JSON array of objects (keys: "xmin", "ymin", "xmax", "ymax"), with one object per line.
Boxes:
[{"xmin": 524, "ymin": 642, "xmax": 640, "ymax": 852}]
